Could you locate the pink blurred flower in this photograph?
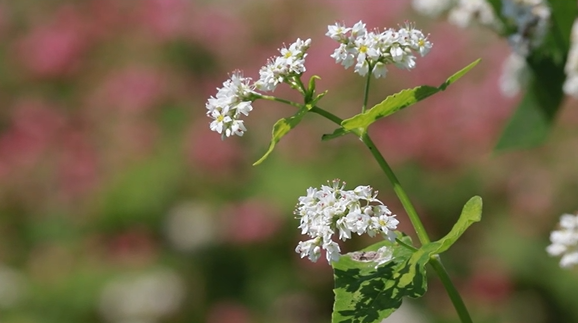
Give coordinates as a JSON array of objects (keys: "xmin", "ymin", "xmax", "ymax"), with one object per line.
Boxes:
[
  {"xmin": 56, "ymin": 129, "xmax": 99, "ymax": 199},
  {"xmin": 465, "ymin": 259, "xmax": 512, "ymax": 304},
  {"xmin": 189, "ymin": 7, "xmax": 248, "ymax": 64},
  {"xmin": 220, "ymin": 200, "xmax": 283, "ymax": 244},
  {"xmin": 506, "ymin": 165, "xmax": 554, "ymax": 217},
  {"xmin": 0, "ymin": 100, "xmax": 65, "ymax": 176},
  {"xmin": 15, "ymin": 6, "xmax": 90, "ymax": 78},
  {"xmin": 84, "ymin": 0, "xmax": 130, "ymax": 40},
  {"xmin": 102, "ymin": 119, "xmax": 159, "ymax": 168},
  {"xmin": 107, "ymin": 227, "xmax": 158, "ymax": 266},
  {"xmin": 90, "ymin": 67, "xmax": 167, "ymax": 114},
  {"xmin": 207, "ymin": 301, "xmax": 252, "ymax": 323},
  {"xmin": 186, "ymin": 121, "xmax": 244, "ymax": 175},
  {"xmin": 136, "ymin": 0, "xmax": 193, "ymax": 41}
]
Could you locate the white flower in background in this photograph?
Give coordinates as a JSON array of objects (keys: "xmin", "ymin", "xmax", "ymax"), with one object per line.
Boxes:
[
  {"xmin": 564, "ymin": 19, "xmax": 578, "ymax": 98},
  {"xmin": 547, "ymin": 213, "xmax": 578, "ymax": 268},
  {"xmin": 294, "ymin": 179, "xmax": 399, "ymax": 264},
  {"xmin": 448, "ymin": 0, "xmax": 499, "ymax": 28},
  {"xmin": 206, "ymin": 71, "xmax": 257, "ymax": 139},
  {"xmin": 164, "ymin": 201, "xmax": 216, "ymax": 252},
  {"xmin": 412, "ymin": 0, "xmax": 454, "ymax": 18},
  {"xmin": 255, "ymin": 38, "xmax": 311, "ymax": 92},
  {"xmin": 501, "ymin": 0, "xmax": 550, "ymax": 56},
  {"xmin": 99, "ymin": 268, "xmax": 185, "ymax": 323},
  {"xmin": 499, "ymin": 52, "xmax": 530, "ymax": 97},
  {"xmin": 412, "ymin": 0, "xmax": 500, "ymax": 29},
  {"xmin": 327, "ymin": 21, "xmax": 432, "ymax": 78},
  {"xmin": 0, "ymin": 265, "xmax": 27, "ymax": 309}
]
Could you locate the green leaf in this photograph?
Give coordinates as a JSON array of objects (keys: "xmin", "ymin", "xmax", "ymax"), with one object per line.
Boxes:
[
  {"xmin": 495, "ymin": 1, "xmax": 577, "ymax": 150},
  {"xmin": 331, "ymin": 197, "xmax": 482, "ymax": 323},
  {"xmin": 332, "ymin": 235, "xmax": 426, "ymax": 323},
  {"xmin": 322, "ymin": 127, "xmax": 349, "ymax": 141},
  {"xmin": 494, "ymin": 78, "xmax": 561, "ymax": 150},
  {"xmin": 253, "ymin": 105, "xmax": 309, "ymax": 165},
  {"xmin": 307, "ymin": 75, "xmax": 321, "ymax": 102},
  {"xmin": 340, "ymin": 59, "xmax": 480, "ymax": 133},
  {"xmin": 426, "ymin": 195, "xmax": 483, "ymax": 255},
  {"xmin": 395, "ymin": 196, "xmax": 482, "ymax": 296}
]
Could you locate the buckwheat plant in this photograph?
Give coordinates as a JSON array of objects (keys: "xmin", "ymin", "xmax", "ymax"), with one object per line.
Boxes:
[
  {"xmin": 547, "ymin": 213, "xmax": 578, "ymax": 268},
  {"xmin": 207, "ymin": 21, "xmax": 483, "ymax": 323}
]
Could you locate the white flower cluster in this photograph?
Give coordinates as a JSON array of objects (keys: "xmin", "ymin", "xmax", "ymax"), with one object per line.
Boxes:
[
  {"xmin": 255, "ymin": 38, "xmax": 311, "ymax": 92},
  {"xmin": 547, "ymin": 213, "xmax": 578, "ymax": 268},
  {"xmin": 294, "ymin": 179, "xmax": 399, "ymax": 264},
  {"xmin": 564, "ymin": 19, "xmax": 578, "ymax": 98},
  {"xmin": 412, "ymin": 0, "xmax": 500, "ymax": 29},
  {"xmin": 501, "ymin": 0, "xmax": 550, "ymax": 57},
  {"xmin": 326, "ymin": 21, "xmax": 432, "ymax": 78},
  {"xmin": 206, "ymin": 71, "xmax": 256, "ymax": 139},
  {"xmin": 206, "ymin": 38, "xmax": 311, "ymax": 138}
]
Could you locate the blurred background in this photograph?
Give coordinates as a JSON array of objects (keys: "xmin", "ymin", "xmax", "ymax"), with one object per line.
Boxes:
[{"xmin": 0, "ymin": 0, "xmax": 577, "ymax": 322}]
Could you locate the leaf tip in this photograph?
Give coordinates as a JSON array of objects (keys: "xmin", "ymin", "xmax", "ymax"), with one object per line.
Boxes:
[{"xmin": 252, "ymin": 158, "xmax": 264, "ymax": 166}]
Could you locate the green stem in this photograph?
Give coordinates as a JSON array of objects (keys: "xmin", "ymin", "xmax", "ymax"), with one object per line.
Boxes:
[
  {"xmin": 360, "ymin": 132, "xmax": 430, "ymax": 245},
  {"xmin": 396, "ymin": 237, "xmax": 418, "ymax": 252},
  {"xmin": 361, "ymin": 63, "xmax": 372, "ymax": 113},
  {"xmin": 362, "ymin": 132, "xmax": 473, "ymax": 322},
  {"xmin": 430, "ymin": 256, "xmax": 473, "ymax": 323},
  {"xmin": 310, "ymin": 106, "xmax": 343, "ymax": 124},
  {"xmin": 293, "ymin": 76, "xmax": 308, "ymax": 97},
  {"xmin": 260, "ymin": 95, "xmax": 303, "ymax": 108}
]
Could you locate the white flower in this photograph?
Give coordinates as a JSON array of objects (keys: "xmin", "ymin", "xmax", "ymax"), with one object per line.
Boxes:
[
  {"xmin": 499, "ymin": 52, "xmax": 530, "ymax": 97},
  {"xmin": 294, "ymin": 179, "xmax": 399, "ymax": 264},
  {"xmin": 255, "ymin": 38, "xmax": 311, "ymax": 92},
  {"xmin": 206, "ymin": 71, "xmax": 256, "ymax": 139},
  {"xmin": 330, "ymin": 43, "xmax": 356, "ymax": 69},
  {"xmin": 412, "ymin": 0, "xmax": 455, "ymax": 18},
  {"xmin": 323, "ymin": 239, "xmax": 342, "ymax": 263},
  {"xmin": 501, "ymin": 0, "xmax": 550, "ymax": 56},
  {"xmin": 563, "ymin": 75, "xmax": 578, "ymax": 98},
  {"xmin": 351, "ymin": 21, "xmax": 367, "ymax": 39},
  {"xmin": 0, "ymin": 265, "xmax": 27, "ymax": 309},
  {"xmin": 448, "ymin": 0, "xmax": 499, "ymax": 28},
  {"xmin": 327, "ymin": 21, "xmax": 432, "ymax": 78},
  {"xmin": 296, "ymin": 238, "xmax": 322, "ymax": 262},
  {"xmin": 412, "ymin": 0, "xmax": 501, "ymax": 30},
  {"xmin": 372, "ymin": 62, "xmax": 388, "ymax": 78},
  {"xmin": 99, "ymin": 269, "xmax": 185, "ymax": 323},
  {"xmin": 326, "ymin": 22, "xmax": 351, "ymax": 42},
  {"xmin": 564, "ymin": 19, "xmax": 578, "ymax": 98},
  {"xmin": 547, "ymin": 213, "xmax": 578, "ymax": 268}
]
